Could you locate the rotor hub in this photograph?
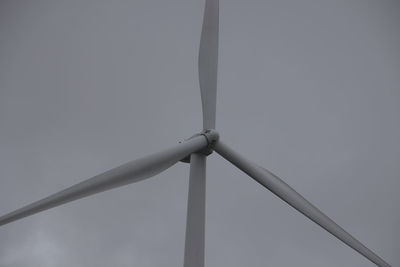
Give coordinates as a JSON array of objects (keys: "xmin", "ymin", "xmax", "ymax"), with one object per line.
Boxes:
[{"xmin": 180, "ymin": 129, "xmax": 219, "ymax": 163}]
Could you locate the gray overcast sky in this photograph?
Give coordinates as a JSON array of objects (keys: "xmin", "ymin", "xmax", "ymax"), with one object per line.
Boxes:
[{"xmin": 0, "ymin": 0, "xmax": 399, "ymax": 266}]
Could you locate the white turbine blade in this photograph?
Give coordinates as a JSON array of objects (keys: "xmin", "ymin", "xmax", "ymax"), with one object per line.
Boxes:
[
  {"xmin": 199, "ymin": 0, "xmax": 219, "ymax": 130},
  {"xmin": 184, "ymin": 153, "xmax": 206, "ymax": 267},
  {"xmin": 0, "ymin": 135, "xmax": 210, "ymax": 227},
  {"xmin": 214, "ymin": 141, "xmax": 391, "ymax": 267}
]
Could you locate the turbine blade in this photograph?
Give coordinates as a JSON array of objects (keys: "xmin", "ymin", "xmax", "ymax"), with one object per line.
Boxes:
[
  {"xmin": 0, "ymin": 135, "xmax": 210, "ymax": 227},
  {"xmin": 199, "ymin": 0, "xmax": 219, "ymax": 130},
  {"xmin": 214, "ymin": 141, "xmax": 391, "ymax": 267},
  {"xmin": 184, "ymin": 153, "xmax": 206, "ymax": 267}
]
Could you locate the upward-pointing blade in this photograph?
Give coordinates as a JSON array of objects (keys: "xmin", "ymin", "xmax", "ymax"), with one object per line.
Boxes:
[
  {"xmin": 214, "ymin": 140, "xmax": 391, "ymax": 267},
  {"xmin": 0, "ymin": 134, "xmax": 210, "ymax": 227},
  {"xmin": 199, "ymin": 0, "xmax": 219, "ymax": 130}
]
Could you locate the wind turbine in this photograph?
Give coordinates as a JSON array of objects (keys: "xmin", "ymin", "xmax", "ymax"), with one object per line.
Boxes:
[{"xmin": 0, "ymin": 1, "xmax": 391, "ymax": 266}]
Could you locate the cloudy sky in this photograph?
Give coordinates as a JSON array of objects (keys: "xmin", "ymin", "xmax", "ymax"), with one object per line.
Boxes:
[{"xmin": 0, "ymin": 0, "xmax": 399, "ymax": 266}]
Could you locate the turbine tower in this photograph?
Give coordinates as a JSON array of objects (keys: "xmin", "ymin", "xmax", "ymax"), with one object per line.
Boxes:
[{"xmin": 0, "ymin": 1, "xmax": 391, "ymax": 266}]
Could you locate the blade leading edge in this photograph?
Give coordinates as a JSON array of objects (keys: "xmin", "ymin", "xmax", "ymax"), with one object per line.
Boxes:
[
  {"xmin": 0, "ymin": 134, "xmax": 210, "ymax": 227},
  {"xmin": 199, "ymin": 0, "xmax": 219, "ymax": 130},
  {"xmin": 184, "ymin": 153, "xmax": 206, "ymax": 267},
  {"xmin": 214, "ymin": 140, "xmax": 391, "ymax": 267}
]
